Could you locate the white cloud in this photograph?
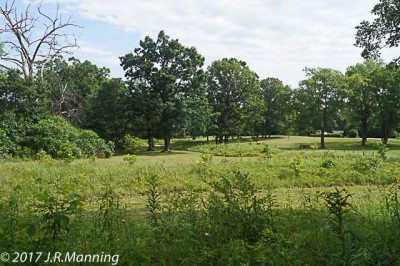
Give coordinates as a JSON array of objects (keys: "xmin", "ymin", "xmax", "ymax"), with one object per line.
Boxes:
[
  {"xmin": 36, "ymin": 0, "xmax": 396, "ymax": 87},
  {"xmin": 73, "ymin": 41, "xmax": 121, "ymax": 74}
]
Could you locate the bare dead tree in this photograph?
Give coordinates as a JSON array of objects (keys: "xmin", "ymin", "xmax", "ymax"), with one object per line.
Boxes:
[
  {"xmin": 0, "ymin": 0, "xmax": 80, "ymax": 79},
  {"xmin": 50, "ymin": 79, "xmax": 82, "ymax": 120}
]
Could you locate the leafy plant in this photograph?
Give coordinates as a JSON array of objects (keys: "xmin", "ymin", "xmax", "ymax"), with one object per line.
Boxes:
[
  {"xmin": 195, "ymin": 152, "xmax": 213, "ymax": 177},
  {"xmin": 123, "ymin": 154, "xmax": 138, "ymax": 165},
  {"xmin": 321, "ymin": 188, "xmax": 360, "ymax": 264},
  {"xmin": 375, "ymin": 142, "xmax": 389, "ymax": 161},
  {"xmin": 31, "ymin": 177, "xmax": 83, "ymax": 250},
  {"xmin": 352, "ymin": 157, "xmax": 380, "ymax": 172},
  {"xmin": 347, "ymin": 129, "xmax": 358, "ymax": 138},
  {"xmin": 146, "ymin": 175, "xmax": 161, "ymax": 228},
  {"xmin": 0, "ymin": 129, "xmax": 15, "ymax": 158},
  {"xmin": 290, "ymin": 156, "xmax": 302, "ymax": 177},
  {"xmin": 26, "ymin": 115, "xmax": 113, "ymax": 159},
  {"xmin": 322, "ymin": 152, "xmax": 336, "ymax": 168}
]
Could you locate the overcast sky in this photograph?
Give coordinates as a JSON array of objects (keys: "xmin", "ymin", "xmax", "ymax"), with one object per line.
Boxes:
[{"xmin": 18, "ymin": 0, "xmax": 399, "ymax": 87}]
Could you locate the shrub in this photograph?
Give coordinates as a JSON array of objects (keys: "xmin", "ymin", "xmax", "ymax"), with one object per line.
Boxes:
[
  {"xmin": 121, "ymin": 134, "xmax": 145, "ymax": 154},
  {"xmin": 261, "ymin": 144, "xmax": 270, "ymax": 153},
  {"xmin": 326, "ymin": 133, "xmax": 343, "ymax": 138},
  {"xmin": 347, "ymin": 129, "xmax": 358, "ymax": 138},
  {"xmin": 123, "ymin": 154, "xmax": 138, "ymax": 164},
  {"xmin": 322, "ymin": 152, "xmax": 337, "ymax": 168},
  {"xmin": 352, "ymin": 157, "xmax": 380, "ymax": 172},
  {"xmin": 0, "ymin": 129, "xmax": 16, "ymax": 158},
  {"xmin": 15, "ymin": 146, "xmax": 34, "ymax": 159},
  {"xmin": 26, "ymin": 115, "xmax": 113, "ymax": 159},
  {"xmin": 35, "ymin": 149, "xmax": 53, "ymax": 162},
  {"xmin": 76, "ymin": 130, "xmax": 113, "ymax": 158},
  {"xmin": 375, "ymin": 142, "xmax": 389, "ymax": 161},
  {"xmin": 56, "ymin": 142, "xmax": 80, "ymax": 162}
]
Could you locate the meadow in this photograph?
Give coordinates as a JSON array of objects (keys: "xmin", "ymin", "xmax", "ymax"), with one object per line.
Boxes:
[{"xmin": 1, "ymin": 136, "xmax": 400, "ymax": 265}]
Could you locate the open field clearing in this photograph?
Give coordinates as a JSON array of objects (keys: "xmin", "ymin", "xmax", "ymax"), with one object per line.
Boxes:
[{"xmin": 1, "ymin": 136, "xmax": 400, "ymax": 265}]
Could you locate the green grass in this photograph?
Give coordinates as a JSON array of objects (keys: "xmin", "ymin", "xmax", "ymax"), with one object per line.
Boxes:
[
  {"xmin": 172, "ymin": 135, "xmax": 400, "ymax": 157},
  {"xmin": 1, "ymin": 136, "xmax": 400, "ymax": 265}
]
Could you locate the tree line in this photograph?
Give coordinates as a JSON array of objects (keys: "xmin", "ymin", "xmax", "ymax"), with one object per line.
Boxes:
[{"xmin": 0, "ymin": 0, "xmax": 399, "ymax": 157}]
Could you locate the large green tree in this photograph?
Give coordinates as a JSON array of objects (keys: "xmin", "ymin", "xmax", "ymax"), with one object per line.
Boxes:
[
  {"xmin": 207, "ymin": 58, "xmax": 263, "ymax": 143},
  {"xmin": 297, "ymin": 68, "xmax": 347, "ymax": 149},
  {"xmin": 355, "ymin": 0, "xmax": 400, "ymax": 63},
  {"xmin": 85, "ymin": 78, "xmax": 130, "ymax": 144},
  {"xmin": 0, "ymin": 69, "xmax": 50, "ymax": 155},
  {"xmin": 260, "ymin": 78, "xmax": 292, "ymax": 137},
  {"xmin": 374, "ymin": 65, "xmax": 400, "ymax": 144},
  {"xmin": 120, "ymin": 31, "xmax": 208, "ymax": 151},
  {"xmin": 41, "ymin": 57, "xmax": 109, "ymax": 126},
  {"xmin": 345, "ymin": 60, "xmax": 384, "ymax": 145}
]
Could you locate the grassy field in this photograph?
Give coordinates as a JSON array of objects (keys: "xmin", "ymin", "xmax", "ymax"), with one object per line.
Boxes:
[{"xmin": 1, "ymin": 136, "xmax": 400, "ymax": 265}]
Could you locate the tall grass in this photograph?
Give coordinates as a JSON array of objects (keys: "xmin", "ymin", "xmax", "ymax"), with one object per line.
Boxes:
[{"xmin": 1, "ymin": 137, "xmax": 400, "ymax": 264}]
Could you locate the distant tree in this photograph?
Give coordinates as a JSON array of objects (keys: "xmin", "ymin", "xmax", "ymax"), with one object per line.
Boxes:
[
  {"xmin": 355, "ymin": 0, "xmax": 400, "ymax": 63},
  {"xmin": 0, "ymin": 1, "xmax": 79, "ymax": 79},
  {"xmin": 42, "ymin": 57, "xmax": 109, "ymax": 125},
  {"xmin": 126, "ymin": 82, "xmax": 161, "ymax": 150},
  {"xmin": 185, "ymin": 95, "xmax": 213, "ymax": 139},
  {"xmin": 260, "ymin": 78, "xmax": 292, "ymax": 137},
  {"xmin": 207, "ymin": 58, "xmax": 263, "ymax": 143},
  {"xmin": 120, "ymin": 31, "xmax": 208, "ymax": 151},
  {"xmin": 0, "ymin": 69, "xmax": 49, "ymax": 121},
  {"xmin": 292, "ymin": 87, "xmax": 317, "ymax": 136},
  {"xmin": 85, "ymin": 78, "xmax": 130, "ymax": 144},
  {"xmin": 0, "ymin": 69, "xmax": 50, "ymax": 153},
  {"xmin": 345, "ymin": 60, "xmax": 384, "ymax": 145},
  {"xmin": 374, "ymin": 65, "xmax": 400, "ymax": 144},
  {"xmin": 297, "ymin": 68, "xmax": 347, "ymax": 149}
]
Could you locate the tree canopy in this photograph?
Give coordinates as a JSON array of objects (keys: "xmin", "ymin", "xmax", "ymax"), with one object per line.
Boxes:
[
  {"xmin": 260, "ymin": 78, "xmax": 292, "ymax": 137},
  {"xmin": 120, "ymin": 31, "xmax": 207, "ymax": 151},
  {"xmin": 207, "ymin": 58, "xmax": 263, "ymax": 143},
  {"xmin": 355, "ymin": 0, "xmax": 400, "ymax": 63},
  {"xmin": 296, "ymin": 68, "xmax": 347, "ymax": 148}
]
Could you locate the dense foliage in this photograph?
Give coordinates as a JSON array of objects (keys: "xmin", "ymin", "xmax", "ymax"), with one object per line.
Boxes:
[{"xmin": 1, "ymin": 26, "xmax": 400, "ymax": 157}]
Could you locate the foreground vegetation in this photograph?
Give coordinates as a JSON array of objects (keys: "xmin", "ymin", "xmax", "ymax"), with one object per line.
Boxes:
[{"xmin": 1, "ymin": 137, "xmax": 400, "ymax": 265}]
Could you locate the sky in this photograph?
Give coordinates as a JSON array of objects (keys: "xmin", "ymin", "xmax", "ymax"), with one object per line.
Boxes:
[{"xmin": 11, "ymin": 0, "xmax": 400, "ymax": 87}]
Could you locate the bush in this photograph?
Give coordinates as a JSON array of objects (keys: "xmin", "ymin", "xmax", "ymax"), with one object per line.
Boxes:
[
  {"xmin": 0, "ymin": 129, "xmax": 15, "ymax": 158},
  {"xmin": 26, "ymin": 116, "xmax": 113, "ymax": 159},
  {"xmin": 76, "ymin": 130, "xmax": 114, "ymax": 158},
  {"xmin": 123, "ymin": 154, "xmax": 138, "ymax": 164},
  {"xmin": 347, "ymin": 129, "xmax": 358, "ymax": 138},
  {"xmin": 121, "ymin": 134, "xmax": 145, "ymax": 153},
  {"xmin": 326, "ymin": 133, "xmax": 343, "ymax": 137},
  {"xmin": 352, "ymin": 157, "xmax": 380, "ymax": 172}
]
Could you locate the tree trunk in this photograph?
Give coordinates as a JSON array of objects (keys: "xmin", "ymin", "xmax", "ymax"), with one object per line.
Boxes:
[
  {"xmin": 163, "ymin": 133, "xmax": 171, "ymax": 152},
  {"xmin": 224, "ymin": 135, "xmax": 229, "ymax": 144},
  {"xmin": 206, "ymin": 135, "xmax": 209, "ymax": 142},
  {"xmin": 321, "ymin": 109, "xmax": 327, "ymax": 149},
  {"xmin": 320, "ymin": 128, "xmax": 326, "ymax": 149},
  {"xmin": 147, "ymin": 129, "xmax": 154, "ymax": 151},
  {"xmin": 361, "ymin": 118, "xmax": 367, "ymax": 146},
  {"xmin": 382, "ymin": 123, "xmax": 389, "ymax": 145}
]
